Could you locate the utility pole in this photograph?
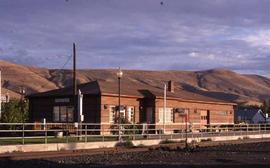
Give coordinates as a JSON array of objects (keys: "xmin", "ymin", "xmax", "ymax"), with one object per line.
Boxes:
[
  {"xmin": 185, "ymin": 110, "xmax": 188, "ymax": 148},
  {"xmin": 73, "ymin": 43, "xmax": 77, "ymax": 108},
  {"xmin": 73, "ymin": 43, "xmax": 77, "ymax": 134},
  {"xmin": 163, "ymin": 83, "xmax": 167, "ymax": 134}
]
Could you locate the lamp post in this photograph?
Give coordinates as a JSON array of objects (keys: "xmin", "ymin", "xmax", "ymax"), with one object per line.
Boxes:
[
  {"xmin": 19, "ymin": 86, "xmax": 26, "ymax": 122},
  {"xmin": 117, "ymin": 67, "xmax": 123, "ymax": 141},
  {"xmin": 163, "ymin": 83, "xmax": 167, "ymax": 134},
  {"xmin": 185, "ymin": 110, "xmax": 189, "ymax": 149}
]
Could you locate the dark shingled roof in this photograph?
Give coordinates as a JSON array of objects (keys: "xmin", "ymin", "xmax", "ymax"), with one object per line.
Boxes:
[
  {"xmin": 28, "ymin": 79, "xmax": 234, "ymax": 104},
  {"xmin": 28, "ymin": 81, "xmax": 100, "ymax": 97}
]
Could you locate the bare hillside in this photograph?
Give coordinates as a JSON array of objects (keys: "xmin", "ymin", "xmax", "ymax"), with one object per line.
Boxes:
[{"xmin": 1, "ymin": 60, "xmax": 270, "ymax": 105}]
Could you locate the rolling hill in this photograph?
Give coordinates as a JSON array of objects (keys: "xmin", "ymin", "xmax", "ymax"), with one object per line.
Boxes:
[{"xmin": 1, "ymin": 60, "xmax": 270, "ymax": 106}]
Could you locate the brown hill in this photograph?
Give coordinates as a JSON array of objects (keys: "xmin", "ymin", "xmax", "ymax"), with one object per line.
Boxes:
[{"xmin": 1, "ymin": 60, "xmax": 270, "ymax": 106}]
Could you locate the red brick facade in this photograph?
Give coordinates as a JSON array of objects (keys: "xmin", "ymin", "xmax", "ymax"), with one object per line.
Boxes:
[{"xmin": 28, "ymin": 80, "xmax": 235, "ymax": 134}]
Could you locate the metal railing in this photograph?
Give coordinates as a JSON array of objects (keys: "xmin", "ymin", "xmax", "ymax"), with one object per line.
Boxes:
[{"xmin": 0, "ymin": 122, "xmax": 269, "ymax": 145}]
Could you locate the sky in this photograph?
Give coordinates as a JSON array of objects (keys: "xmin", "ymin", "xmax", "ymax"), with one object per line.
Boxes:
[{"xmin": 0, "ymin": 0, "xmax": 270, "ymax": 76}]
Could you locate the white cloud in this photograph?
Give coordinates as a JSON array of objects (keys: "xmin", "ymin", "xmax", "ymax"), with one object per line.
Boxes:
[
  {"xmin": 241, "ymin": 30, "xmax": 270, "ymax": 48},
  {"xmin": 0, "ymin": 0, "xmax": 270, "ymax": 77}
]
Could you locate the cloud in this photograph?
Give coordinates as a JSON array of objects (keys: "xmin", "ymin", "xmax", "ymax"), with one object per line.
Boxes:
[{"xmin": 0, "ymin": 0, "xmax": 270, "ymax": 77}]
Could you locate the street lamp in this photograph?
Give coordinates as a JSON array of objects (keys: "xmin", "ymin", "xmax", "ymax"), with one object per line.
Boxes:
[
  {"xmin": 185, "ymin": 110, "xmax": 189, "ymax": 149},
  {"xmin": 19, "ymin": 86, "xmax": 26, "ymax": 122},
  {"xmin": 116, "ymin": 67, "xmax": 123, "ymax": 141},
  {"xmin": 163, "ymin": 83, "xmax": 167, "ymax": 134}
]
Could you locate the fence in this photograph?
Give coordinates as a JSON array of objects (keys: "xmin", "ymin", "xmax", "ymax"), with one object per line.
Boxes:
[{"xmin": 0, "ymin": 122, "xmax": 270, "ymax": 145}]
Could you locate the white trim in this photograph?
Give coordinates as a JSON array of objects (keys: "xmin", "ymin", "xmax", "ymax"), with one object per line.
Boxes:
[{"xmin": 109, "ymin": 105, "xmax": 116, "ymax": 123}]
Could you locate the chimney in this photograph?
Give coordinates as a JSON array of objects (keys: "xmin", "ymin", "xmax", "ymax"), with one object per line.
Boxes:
[{"xmin": 168, "ymin": 80, "xmax": 174, "ymax": 93}]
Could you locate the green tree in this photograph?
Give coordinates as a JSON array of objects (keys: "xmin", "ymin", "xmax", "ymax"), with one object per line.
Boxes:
[
  {"xmin": 262, "ymin": 100, "xmax": 270, "ymax": 114},
  {"xmin": 0, "ymin": 99, "xmax": 29, "ymax": 123}
]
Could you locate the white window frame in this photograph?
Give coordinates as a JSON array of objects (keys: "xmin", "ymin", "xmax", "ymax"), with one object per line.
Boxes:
[
  {"xmin": 159, "ymin": 108, "xmax": 173, "ymax": 123},
  {"xmin": 127, "ymin": 106, "xmax": 135, "ymax": 123},
  {"xmin": 109, "ymin": 105, "xmax": 116, "ymax": 123},
  {"xmin": 53, "ymin": 106, "xmax": 74, "ymax": 122}
]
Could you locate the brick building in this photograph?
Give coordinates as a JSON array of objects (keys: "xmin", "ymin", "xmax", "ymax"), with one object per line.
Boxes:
[{"xmin": 28, "ymin": 79, "xmax": 235, "ymax": 133}]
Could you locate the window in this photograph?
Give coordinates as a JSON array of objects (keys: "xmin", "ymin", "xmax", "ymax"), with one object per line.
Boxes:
[
  {"xmin": 67, "ymin": 107, "xmax": 74, "ymax": 122},
  {"xmin": 60, "ymin": 106, "xmax": 67, "ymax": 121},
  {"xmin": 159, "ymin": 108, "xmax": 173, "ymax": 123},
  {"xmin": 119, "ymin": 108, "xmax": 125, "ymax": 119},
  {"xmin": 109, "ymin": 106, "xmax": 116, "ymax": 123},
  {"xmin": 109, "ymin": 105, "xmax": 126, "ymax": 123},
  {"xmin": 201, "ymin": 116, "xmax": 208, "ymax": 120},
  {"xmin": 53, "ymin": 106, "xmax": 74, "ymax": 122},
  {"xmin": 53, "ymin": 106, "xmax": 60, "ymax": 122},
  {"xmin": 127, "ymin": 106, "xmax": 135, "ymax": 123}
]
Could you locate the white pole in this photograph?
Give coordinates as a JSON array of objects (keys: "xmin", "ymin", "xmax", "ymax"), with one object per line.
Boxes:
[
  {"xmin": 77, "ymin": 89, "xmax": 83, "ymax": 122},
  {"xmin": 77, "ymin": 89, "xmax": 83, "ymax": 139},
  {"xmin": 163, "ymin": 83, "xmax": 166, "ymax": 134}
]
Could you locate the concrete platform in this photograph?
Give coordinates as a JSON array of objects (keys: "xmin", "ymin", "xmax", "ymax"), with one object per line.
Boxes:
[{"xmin": 1, "ymin": 133, "xmax": 270, "ymax": 154}]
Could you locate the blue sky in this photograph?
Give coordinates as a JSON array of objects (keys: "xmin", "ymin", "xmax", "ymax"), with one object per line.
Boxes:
[{"xmin": 0, "ymin": 0, "xmax": 270, "ymax": 76}]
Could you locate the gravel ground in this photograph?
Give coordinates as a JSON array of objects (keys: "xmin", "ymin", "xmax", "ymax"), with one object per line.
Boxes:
[{"xmin": 1, "ymin": 142, "xmax": 270, "ymax": 168}]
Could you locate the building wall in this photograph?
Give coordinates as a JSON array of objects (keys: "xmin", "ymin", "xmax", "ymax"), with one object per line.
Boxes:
[
  {"xmin": 81, "ymin": 95, "xmax": 101, "ymax": 123},
  {"xmin": 29, "ymin": 95, "xmax": 100, "ymax": 123},
  {"xmin": 100, "ymin": 95, "xmax": 142, "ymax": 124},
  {"xmin": 29, "ymin": 94, "xmax": 234, "ymax": 129},
  {"xmin": 155, "ymin": 98, "xmax": 234, "ymax": 125},
  {"xmin": 29, "ymin": 97, "xmax": 72, "ymax": 122}
]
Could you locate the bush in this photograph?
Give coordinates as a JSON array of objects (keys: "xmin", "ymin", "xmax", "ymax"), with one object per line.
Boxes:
[
  {"xmin": 1, "ymin": 99, "xmax": 29, "ymax": 123},
  {"xmin": 0, "ymin": 99, "xmax": 29, "ymax": 131},
  {"xmin": 110, "ymin": 118, "xmax": 141, "ymax": 135},
  {"xmin": 160, "ymin": 139, "xmax": 176, "ymax": 144}
]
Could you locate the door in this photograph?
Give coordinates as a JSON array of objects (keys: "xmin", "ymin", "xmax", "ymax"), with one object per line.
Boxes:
[
  {"xmin": 146, "ymin": 107, "xmax": 153, "ymax": 123},
  {"xmin": 200, "ymin": 110, "xmax": 208, "ymax": 126},
  {"xmin": 207, "ymin": 110, "xmax": 210, "ymax": 124}
]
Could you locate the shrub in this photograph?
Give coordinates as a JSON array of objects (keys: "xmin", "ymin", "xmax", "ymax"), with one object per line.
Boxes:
[
  {"xmin": 115, "ymin": 139, "xmax": 134, "ymax": 148},
  {"xmin": 110, "ymin": 118, "xmax": 141, "ymax": 135},
  {"xmin": 160, "ymin": 139, "xmax": 176, "ymax": 144}
]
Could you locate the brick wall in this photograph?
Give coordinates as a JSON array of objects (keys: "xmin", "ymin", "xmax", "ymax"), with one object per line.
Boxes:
[
  {"xmin": 100, "ymin": 95, "xmax": 142, "ymax": 124},
  {"xmin": 155, "ymin": 98, "xmax": 234, "ymax": 125}
]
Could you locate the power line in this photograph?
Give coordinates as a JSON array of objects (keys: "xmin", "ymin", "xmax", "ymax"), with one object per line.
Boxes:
[
  {"xmin": 1, "ymin": 54, "xmax": 73, "ymax": 92},
  {"xmin": 39, "ymin": 54, "xmax": 73, "ymax": 89}
]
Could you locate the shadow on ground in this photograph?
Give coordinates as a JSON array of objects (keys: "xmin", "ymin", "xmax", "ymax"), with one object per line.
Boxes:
[{"xmin": 0, "ymin": 159, "xmax": 267, "ymax": 168}]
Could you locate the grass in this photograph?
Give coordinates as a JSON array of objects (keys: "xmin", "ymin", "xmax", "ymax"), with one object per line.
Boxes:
[{"xmin": 0, "ymin": 136, "xmax": 119, "ymax": 145}]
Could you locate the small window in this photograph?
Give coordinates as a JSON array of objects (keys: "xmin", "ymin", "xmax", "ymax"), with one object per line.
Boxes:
[
  {"xmin": 53, "ymin": 106, "xmax": 60, "ymax": 122},
  {"xmin": 53, "ymin": 106, "xmax": 74, "ymax": 122},
  {"xmin": 67, "ymin": 106, "xmax": 74, "ymax": 122},
  {"xmin": 159, "ymin": 108, "xmax": 173, "ymax": 123},
  {"xmin": 109, "ymin": 106, "xmax": 116, "ymax": 123},
  {"xmin": 60, "ymin": 106, "xmax": 67, "ymax": 121},
  {"xmin": 127, "ymin": 106, "xmax": 135, "ymax": 123}
]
